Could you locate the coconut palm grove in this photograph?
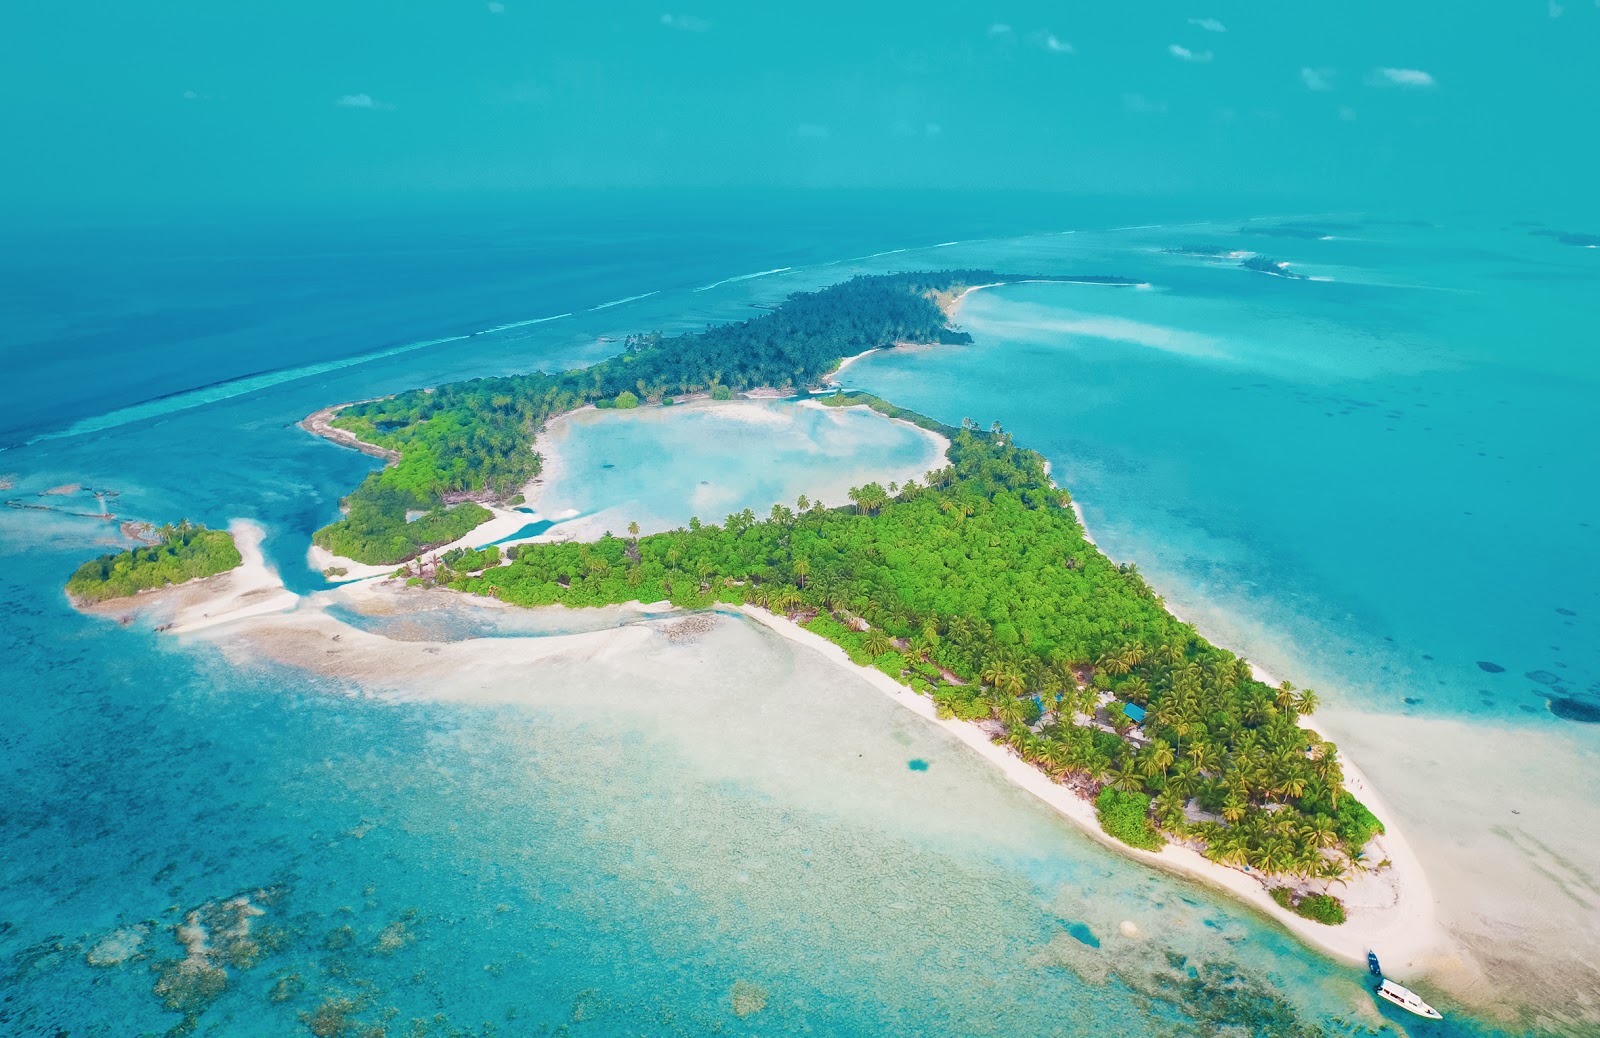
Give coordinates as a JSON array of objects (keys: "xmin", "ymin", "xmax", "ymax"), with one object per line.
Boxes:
[{"xmin": 332, "ymin": 274, "xmax": 1390, "ymax": 914}]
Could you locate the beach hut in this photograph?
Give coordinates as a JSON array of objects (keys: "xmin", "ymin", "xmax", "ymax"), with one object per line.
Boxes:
[{"xmin": 1122, "ymin": 702, "xmax": 1147, "ymax": 727}]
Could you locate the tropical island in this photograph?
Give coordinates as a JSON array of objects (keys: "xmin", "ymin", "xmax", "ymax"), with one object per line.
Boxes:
[
  {"xmin": 65, "ymin": 520, "xmax": 241, "ymax": 604},
  {"xmin": 1241, "ymin": 255, "xmax": 1310, "ymax": 280},
  {"xmin": 295, "ymin": 271, "xmax": 1392, "ymax": 928}
]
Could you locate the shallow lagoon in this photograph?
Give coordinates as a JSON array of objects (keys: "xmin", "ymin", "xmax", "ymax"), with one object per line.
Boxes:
[{"xmin": 528, "ymin": 398, "xmax": 947, "ymax": 538}]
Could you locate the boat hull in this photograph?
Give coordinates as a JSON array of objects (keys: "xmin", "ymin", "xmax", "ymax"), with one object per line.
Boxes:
[{"xmin": 1377, "ymin": 981, "xmax": 1443, "ymax": 1020}]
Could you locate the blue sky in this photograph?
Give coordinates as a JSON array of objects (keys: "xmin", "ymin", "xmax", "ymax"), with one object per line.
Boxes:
[{"xmin": 3, "ymin": 1, "xmax": 1595, "ymax": 216}]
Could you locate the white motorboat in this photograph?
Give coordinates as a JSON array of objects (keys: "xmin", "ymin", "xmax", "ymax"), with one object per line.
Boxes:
[{"xmin": 1376, "ymin": 979, "xmax": 1443, "ymax": 1020}]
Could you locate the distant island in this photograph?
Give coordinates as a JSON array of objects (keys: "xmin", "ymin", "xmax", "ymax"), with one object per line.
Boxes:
[
  {"xmin": 66, "ymin": 521, "xmax": 241, "ymax": 604},
  {"xmin": 1163, "ymin": 244, "xmax": 1235, "ymax": 257},
  {"xmin": 289, "ymin": 271, "xmax": 1389, "ymax": 919},
  {"xmin": 1241, "ymin": 255, "xmax": 1309, "ymax": 280},
  {"xmin": 1531, "ymin": 228, "xmax": 1600, "ymax": 247}
]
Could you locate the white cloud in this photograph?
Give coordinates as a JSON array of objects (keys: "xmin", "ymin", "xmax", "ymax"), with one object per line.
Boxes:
[
  {"xmin": 335, "ymin": 93, "xmax": 393, "ymax": 110},
  {"xmin": 1373, "ymin": 67, "xmax": 1436, "ymax": 88},
  {"xmin": 1042, "ymin": 33, "xmax": 1075, "ymax": 54},
  {"xmin": 659, "ymin": 13, "xmax": 710, "ymax": 31},
  {"xmin": 1188, "ymin": 17, "xmax": 1227, "ymax": 32},
  {"xmin": 988, "ymin": 23, "xmax": 1013, "ymax": 36},
  {"xmin": 1338, "ymin": 106, "xmax": 1357, "ymax": 122},
  {"xmin": 796, "ymin": 123, "xmax": 829, "ymax": 139},
  {"xmin": 1548, "ymin": 0, "xmax": 1564, "ymax": 16},
  {"xmin": 1300, "ymin": 67, "xmax": 1334, "ymax": 91},
  {"xmin": 1168, "ymin": 44, "xmax": 1213, "ymax": 62},
  {"xmin": 1123, "ymin": 93, "xmax": 1168, "ymax": 114},
  {"xmin": 487, "ymin": 1, "xmax": 505, "ymax": 12}
]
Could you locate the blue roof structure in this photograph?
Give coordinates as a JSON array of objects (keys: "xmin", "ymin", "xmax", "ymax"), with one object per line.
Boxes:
[{"xmin": 1122, "ymin": 702, "xmax": 1147, "ymax": 724}]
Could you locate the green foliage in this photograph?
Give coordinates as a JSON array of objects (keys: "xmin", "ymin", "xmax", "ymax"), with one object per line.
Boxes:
[
  {"xmin": 431, "ymin": 423, "xmax": 1363, "ymax": 876},
  {"xmin": 305, "ymin": 269, "xmax": 1363, "ymax": 880},
  {"xmin": 933, "ymin": 685, "xmax": 991, "ymax": 721},
  {"xmin": 818, "ymin": 391, "xmax": 960, "ymax": 439},
  {"xmin": 1096, "ymin": 788, "xmax": 1163, "ymax": 850},
  {"xmin": 313, "ymin": 496, "xmax": 491, "ymax": 566},
  {"xmin": 314, "ymin": 272, "xmax": 1025, "ymax": 564},
  {"xmin": 67, "ymin": 522, "xmax": 240, "ymax": 603},
  {"xmin": 1299, "ymin": 788, "xmax": 1385, "ymax": 851},
  {"xmin": 441, "ymin": 543, "xmax": 500, "ymax": 573},
  {"xmin": 1270, "ymin": 888, "xmax": 1347, "ymax": 925}
]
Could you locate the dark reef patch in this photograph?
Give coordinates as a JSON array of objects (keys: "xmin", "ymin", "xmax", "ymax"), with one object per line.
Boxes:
[
  {"xmin": 1524, "ymin": 670, "xmax": 1562, "ymax": 687},
  {"xmin": 1548, "ymin": 697, "xmax": 1600, "ymax": 724},
  {"xmin": 1476, "ymin": 661, "xmax": 1506, "ymax": 673},
  {"xmin": 1065, "ymin": 922, "xmax": 1101, "ymax": 948}
]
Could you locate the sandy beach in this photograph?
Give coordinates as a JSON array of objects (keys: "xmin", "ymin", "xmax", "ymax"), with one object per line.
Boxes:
[
  {"xmin": 734, "ymin": 605, "xmax": 1448, "ymax": 974},
  {"xmin": 86, "ymin": 519, "xmax": 299, "ymax": 634}
]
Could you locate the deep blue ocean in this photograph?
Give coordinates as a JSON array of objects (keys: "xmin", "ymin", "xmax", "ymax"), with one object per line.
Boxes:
[{"xmin": 2, "ymin": 197, "xmax": 1594, "ymax": 1036}]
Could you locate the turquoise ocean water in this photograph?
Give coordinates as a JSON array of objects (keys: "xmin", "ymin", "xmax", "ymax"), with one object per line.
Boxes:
[{"xmin": 2, "ymin": 205, "xmax": 1591, "ymax": 1036}]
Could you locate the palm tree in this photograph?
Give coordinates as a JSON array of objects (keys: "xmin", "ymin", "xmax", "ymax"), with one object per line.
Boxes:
[
  {"xmin": 1303, "ymin": 818, "xmax": 1340, "ymax": 849},
  {"xmin": 1111, "ymin": 760, "xmax": 1145, "ymax": 793},
  {"xmin": 1143, "ymin": 739, "xmax": 1176, "ymax": 779},
  {"xmin": 907, "ymin": 634, "xmax": 936, "ymax": 663},
  {"xmin": 980, "ymin": 663, "xmax": 1025, "ymax": 698},
  {"xmin": 1275, "ymin": 681, "xmax": 1298, "ymax": 713},
  {"xmin": 1294, "ymin": 688, "xmax": 1320, "ymax": 716},
  {"xmin": 1220, "ymin": 794, "xmax": 1247, "ymax": 825},
  {"xmin": 792, "ymin": 558, "xmax": 809, "ymax": 588},
  {"xmin": 1097, "ymin": 652, "xmax": 1131, "ymax": 677},
  {"xmin": 1082, "ymin": 750, "xmax": 1113, "ymax": 785},
  {"xmin": 996, "ymin": 696, "xmax": 1030, "ymax": 729},
  {"xmin": 863, "ymin": 631, "xmax": 893, "ymax": 657},
  {"xmin": 627, "ymin": 521, "xmax": 640, "ymax": 541}
]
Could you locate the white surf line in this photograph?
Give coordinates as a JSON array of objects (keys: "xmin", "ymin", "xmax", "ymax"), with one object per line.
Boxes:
[
  {"xmin": 478, "ymin": 312, "xmax": 573, "ymax": 334},
  {"xmin": 694, "ymin": 267, "xmax": 794, "ymax": 292},
  {"xmin": 21, "ymin": 333, "xmax": 475, "ymax": 447},
  {"xmin": 588, "ymin": 291, "xmax": 660, "ymax": 311}
]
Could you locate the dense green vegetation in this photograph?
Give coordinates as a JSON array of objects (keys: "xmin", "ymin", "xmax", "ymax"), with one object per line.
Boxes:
[
  {"xmin": 1096, "ymin": 788, "xmax": 1163, "ymax": 850},
  {"xmin": 433, "ymin": 420, "xmax": 1378, "ymax": 881},
  {"xmin": 1270, "ymin": 887, "xmax": 1348, "ymax": 925},
  {"xmin": 312, "ymin": 487, "xmax": 490, "ymax": 566},
  {"xmin": 315, "ymin": 271, "xmax": 1040, "ymax": 564},
  {"xmin": 67, "ymin": 521, "xmax": 241, "ymax": 603},
  {"xmin": 304, "ymin": 267, "xmax": 1377, "ymax": 891}
]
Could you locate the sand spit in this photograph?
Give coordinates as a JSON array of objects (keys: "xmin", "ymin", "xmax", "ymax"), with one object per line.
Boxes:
[
  {"xmin": 300, "ymin": 402, "xmax": 399, "ymax": 464},
  {"xmin": 209, "ymin": 581, "xmax": 660, "ymax": 700},
  {"xmin": 86, "ymin": 520, "xmax": 298, "ymax": 634}
]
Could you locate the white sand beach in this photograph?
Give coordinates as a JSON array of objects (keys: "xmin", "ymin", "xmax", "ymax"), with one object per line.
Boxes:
[
  {"xmin": 735, "ymin": 604, "xmax": 1448, "ymax": 975},
  {"xmin": 87, "ymin": 519, "xmax": 299, "ymax": 634}
]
